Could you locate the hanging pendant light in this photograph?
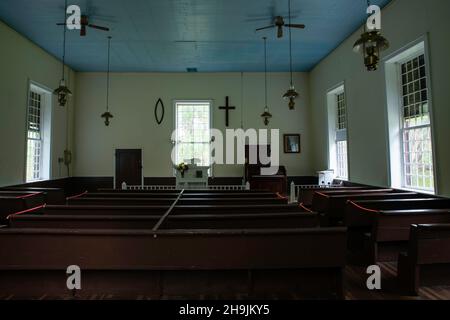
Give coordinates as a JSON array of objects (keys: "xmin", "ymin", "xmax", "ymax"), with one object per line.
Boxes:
[
  {"xmin": 53, "ymin": 0, "xmax": 72, "ymax": 107},
  {"xmin": 261, "ymin": 37, "xmax": 272, "ymax": 126},
  {"xmin": 101, "ymin": 36, "xmax": 114, "ymax": 126},
  {"xmin": 283, "ymin": 0, "xmax": 298, "ymax": 110},
  {"xmin": 353, "ymin": 0, "xmax": 389, "ymax": 71}
]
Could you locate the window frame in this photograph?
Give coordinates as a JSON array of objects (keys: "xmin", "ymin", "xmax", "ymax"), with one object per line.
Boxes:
[
  {"xmin": 326, "ymin": 83, "xmax": 350, "ymax": 181},
  {"xmin": 173, "ymin": 99, "xmax": 213, "ymax": 176},
  {"xmin": 384, "ymin": 36, "xmax": 438, "ymax": 194},
  {"xmin": 24, "ymin": 81, "xmax": 53, "ymax": 183},
  {"xmin": 397, "ymin": 54, "xmax": 434, "ymax": 192}
]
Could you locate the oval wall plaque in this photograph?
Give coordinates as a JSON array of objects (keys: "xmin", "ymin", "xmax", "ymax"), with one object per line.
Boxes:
[{"xmin": 154, "ymin": 98, "xmax": 165, "ymax": 125}]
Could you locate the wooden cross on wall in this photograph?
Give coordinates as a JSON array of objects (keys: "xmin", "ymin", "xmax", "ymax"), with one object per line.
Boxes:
[{"xmin": 219, "ymin": 96, "xmax": 236, "ymax": 127}]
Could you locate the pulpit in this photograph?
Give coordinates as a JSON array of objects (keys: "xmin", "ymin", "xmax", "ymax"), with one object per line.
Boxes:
[{"xmin": 244, "ymin": 145, "xmax": 287, "ymax": 195}]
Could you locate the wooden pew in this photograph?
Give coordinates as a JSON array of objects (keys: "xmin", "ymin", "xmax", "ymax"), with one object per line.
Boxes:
[
  {"xmin": 345, "ymin": 199, "xmax": 450, "ymax": 264},
  {"xmin": 67, "ymin": 197, "xmax": 288, "ymax": 206},
  {"xmin": 311, "ymin": 189, "xmax": 416, "ymax": 225},
  {"xmin": 9, "ymin": 212, "xmax": 319, "ymax": 230},
  {"xmin": 346, "ymin": 198, "xmax": 450, "ymax": 227},
  {"xmin": 365, "ymin": 210, "xmax": 450, "ymax": 263},
  {"xmin": 0, "ymin": 187, "xmax": 65, "ymax": 205},
  {"xmin": 298, "ymin": 186, "xmax": 371, "ymax": 207},
  {"xmin": 0, "ymin": 227, "xmax": 346, "ymax": 299},
  {"xmin": 28, "ymin": 204, "xmax": 305, "ymax": 216},
  {"xmin": 90, "ymin": 191, "xmax": 275, "ymax": 198},
  {"xmin": 398, "ymin": 224, "xmax": 450, "ymax": 295},
  {"xmin": 0, "ymin": 191, "xmax": 45, "ymax": 222}
]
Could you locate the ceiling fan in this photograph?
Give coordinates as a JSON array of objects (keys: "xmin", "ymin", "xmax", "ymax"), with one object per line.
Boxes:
[
  {"xmin": 57, "ymin": 15, "xmax": 110, "ymax": 37},
  {"xmin": 256, "ymin": 15, "xmax": 305, "ymax": 38}
]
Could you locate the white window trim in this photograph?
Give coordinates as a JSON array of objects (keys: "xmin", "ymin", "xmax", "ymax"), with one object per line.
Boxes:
[
  {"xmin": 24, "ymin": 80, "xmax": 53, "ymax": 183},
  {"xmin": 326, "ymin": 83, "xmax": 350, "ymax": 181},
  {"xmin": 172, "ymin": 99, "xmax": 214, "ymax": 177},
  {"xmin": 383, "ymin": 35, "xmax": 438, "ymax": 194}
]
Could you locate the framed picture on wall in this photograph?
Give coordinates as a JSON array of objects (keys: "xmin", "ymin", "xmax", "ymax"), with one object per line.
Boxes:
[{"xmin": 284, "ymin": 134, "xmax": 301, "ymax": 154}]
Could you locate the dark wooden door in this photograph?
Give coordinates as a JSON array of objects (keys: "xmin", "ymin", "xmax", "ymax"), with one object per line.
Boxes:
[{"xmin": 115, "ymin": 149, "xmax": 142, "ymax": 188}]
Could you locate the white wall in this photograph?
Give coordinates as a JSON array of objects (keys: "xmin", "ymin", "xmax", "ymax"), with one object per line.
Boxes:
[
  {"xmin": 309, "ymin": 0, "xmax": 450, "ymax": 196},
  {"xmin": 0, "ymin": 20, "xmax": 76, "ymax": 187},
  {"xmin": 73, "ymin": 72, "xmax": 313, "ymax": 178}
]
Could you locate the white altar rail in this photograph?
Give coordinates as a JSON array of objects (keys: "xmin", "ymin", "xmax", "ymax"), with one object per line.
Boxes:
[
  {"xmin": 126, "ymin": 184, "xmax": 250, "ymax": 191},
  {"xmin": 290, "ymin": 182, "xmax": 342, "ymax": 203},
  {"xmin": 127, "ymin": 185, "xmax": 176, "ymax": 191}
]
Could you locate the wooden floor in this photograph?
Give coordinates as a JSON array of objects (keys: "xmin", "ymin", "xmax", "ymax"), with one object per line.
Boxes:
[
  {"xmin": 1, "ymin": 263, "xmax": 449, "ymax": 300},
  {"xmin": 344, "ymin": 262, "xmax": 450, "ymax": 300}
]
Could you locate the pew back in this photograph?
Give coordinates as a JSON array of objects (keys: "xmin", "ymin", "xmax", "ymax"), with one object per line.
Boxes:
[
  {"xmin": 346, "ymin": 199, "xmax": 450, "ymax": 227},
  {"xmin": 28, "ymin": 204, "xmax": 305, "ymax": 216},
  {"xmin": 312, "ymin": 191, "xmax": 419, "ymax": 218},
  {"xmin": 0, "ymin": 187, "xmax": 65, "ymax": 205},
  {"xmin": 0, "ymin": 192, "xmax": 45, "ymax": 222},
  {"xmin": 398, "ymin": 224, "xmax": 450, "ymax": 295},
  {"xmin": 9, "ymin": 212, "xmax": 319, "ymax": 230},
  {"xmin": 0, "ymin": 227, "xmax": 346, "ymax": 299},
  {"xmin": 67, "ymin": 197, "xmax": 288, "ymax": 206}
]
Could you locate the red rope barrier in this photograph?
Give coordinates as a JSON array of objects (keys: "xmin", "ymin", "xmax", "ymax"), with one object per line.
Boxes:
[
  {"xmin": 7, "ymin": 204, "xmax": 46, "ymax": 219},
  {"xmin": 66, "ymin": 191, "xmax": 88, "ymax": 200},
  {"xmin": 299, "ymin": 203, "xmax": 313, "ymax": 213},
  {"xmin": 15, "ymin": 192, "xmax": 44, "ymax": 199},
  {"xmin": 276, "ymin": 192, "xmax": 289, "ymax": 200},
  {"xmin": 347, "ymin": 200, "xmax": 379, "ymax": 214}
]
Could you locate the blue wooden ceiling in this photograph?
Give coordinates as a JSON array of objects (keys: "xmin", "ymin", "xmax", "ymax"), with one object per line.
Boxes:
[{"xmin": 0, "ymin": 0, "xmax": 391, "ymax": 72}]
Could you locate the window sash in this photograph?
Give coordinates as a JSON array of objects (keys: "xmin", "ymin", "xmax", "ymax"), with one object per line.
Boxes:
[
  {"xmin": 175, "ymin": 102, "xmax": 211, "ymax": 167},
  {"xmin": 336, "ymin": 92, "xmax": 346, "ymax": 130},
  {"xmin": 336, "ymin": 140, "xmax": 348, "ymax": 180},
  {"xmin": 26, "ymin": 90, "xmax": 43, "ymax": 182},
  {"xmin": 398, "ymin": 54, "xmax": 434, "ymax": 192}
]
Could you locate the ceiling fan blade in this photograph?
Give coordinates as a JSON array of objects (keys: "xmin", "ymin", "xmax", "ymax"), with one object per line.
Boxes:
[
  {"xmin": 277, "ymin": 26, "xmax": 283, "ymax": 38},
  {"xmin": 256, "ymin": 25, "xmax": 275, "ymax": 32},
  {"xmin": 88, "ymin": 24, "xmax": 110, "ymax": 32},
  {"xmin": 286, "ymin": 23, "xmax": 306, "ymax": 29}
]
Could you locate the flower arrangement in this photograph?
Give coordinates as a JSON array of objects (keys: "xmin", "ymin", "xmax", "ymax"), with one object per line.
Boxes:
[{"xmin": 176, "ymin": 162, "xmax": 189, "ymax": 178}]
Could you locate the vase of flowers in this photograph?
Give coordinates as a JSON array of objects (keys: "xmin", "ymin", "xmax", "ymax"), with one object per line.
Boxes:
[{"xmin": 176, "ymin": 162, "xmax": 189, "ymax": 178}]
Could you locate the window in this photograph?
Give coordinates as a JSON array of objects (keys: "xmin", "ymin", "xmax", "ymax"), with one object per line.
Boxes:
[
  {"xmin": 327, "ymin": 85, "xmax": 349, "ymax": 180},
  {"xmin": 174, "ymin": 101, "xmax": 211, "ymax": 171},
  {"xmin": 385, "ymin": 39, "xmax": 435, "ymax": 193},
  {"xmin": 400, "ymin": 54, "xmax": 434, "ymax": 192},
  {"xmin": 26, "ymin": 83, "xmax": 52, "ymax": 182}
]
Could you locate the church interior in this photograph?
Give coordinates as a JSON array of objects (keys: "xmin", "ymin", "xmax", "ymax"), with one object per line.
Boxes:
[{"xmin": 1, "ymin": 0, "xmax": 450, "ymax": 302}]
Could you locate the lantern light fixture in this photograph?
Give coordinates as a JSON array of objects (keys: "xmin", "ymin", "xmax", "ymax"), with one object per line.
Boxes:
[
  {"xmin": 260, "ymin": 37, "xmax": 273, "ymax": 126},
  {"xmin": 53, "ymin": 0, "xmax": 72, "ymax": 107},
  {"xmin": 353, "ymin": 0, "xmax": 389, "ymax": 71},
  {"xmin": 101, "ymin": 36, "xmax": 114, "ymax": 126},
  {"xmin": 282, "ymin": 0, "xmax": 299, "ymax": 110}
]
